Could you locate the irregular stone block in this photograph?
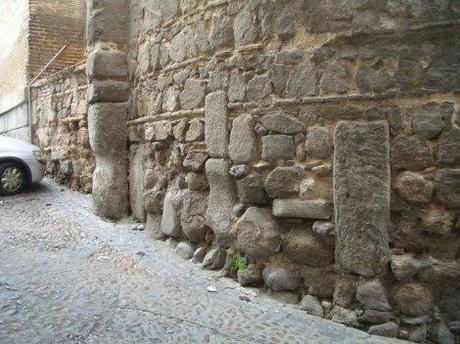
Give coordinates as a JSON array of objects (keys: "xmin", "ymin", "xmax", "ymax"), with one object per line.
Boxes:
[
  {"xmin": 419, "ymin": 207, "xmax": 454, "ymax": 236},
  {"xmin": 334, "ymin": 121, "xmax": 390, "ymax": 276},
  {"xmin": 264, "ymin": 166, "xmax": 302, "ymax": 198},
  {"xmin": 92, "ymin": 156, "xmax": 129, "ymax": 220},
  {"xmin": 183, "ymin": 150, "xmax": 208, "ymax": 171},
  {"xmin": 175, "ymin": 241, "xmax": 195, "ymax": 260},
  {"xmin": 312, "ymin": 221, "xmax": 334, "ymax": 236},
  {"xmin": 359, "ymin": 310, "xmax": 397, "ymax": 324},
  {"xmin": 192, "ymin": 247, "xmax": 207, "ymax": 264},
  {"xmin": 209, "ymin": 15, "xmax": 234, "ymax": 49},
  {"xmin": 329, "ymin": 306, "xmax": 359, "ymax": 328},
  {"xmin": 411, "ymin": 104, "xmax": 445, "ymax": 139},
  {"xmin": 88, "ymin": 103, "xmax": 127, "ymax": 156},
  {"xmin": 283, "ymin": 229, "xmax": 333, "ymax": 266},
  {"xmin": 162, "ymin": 86, "xmax": 179, "ymax": 112},
  {"xmin": 262, "ymin": 266, "xmax": 303, "ymax": 292},
  {"xmin": 270, "ymin": 64, "xmax": 288, "ymax": 95},
  {"xmin": 205, "ymin": 159, "xmax": 237, "ymax": 244},
  {"xmin": 229, "ymin": 114, "xmax": 258, "ymax": 163},
  {"xmin": 287, "ymin": 64, "xmax": 318, "ymax": 97},
  {"xmin": 394, "ymin": 171, "xmax": 434, "ymax": 204},
  {"xmin": 231, "ymin": 207, "xmax": 281, "ymax": 260},
  {"xmin": 438, "ymin": 127, "xmax": 460, "ymax": 165},
  {"xmin": 393, "ymin": 283, "xmax": 433, "ymax": 317},
  {"xmin": 129, "ymin": 144, "xmax": 147, "ymax": 222},
  {"xmin": 273, "ymin": 199, "xmax": 332, "ymax": 219},
  {"xmin": 144, "ymin": 187, "xmax": 164, "ymax": 214},
  {"xmin": 160, "ymin": 189, "xmax": 183, "ymax": 239},
  {"xmin": 261, "ymin": 135, "xmax": 294, "ymax": 160},
  {"xmin": 87, "ymin": 49, "xmax": 128, "ymax": 81},
  {"xmin": 368, "ymin": 322, "xmax": 399, "ymax": 338},
  {"xmin": 234, "ymin": 7, "xmax": 256, "ymax": 45},
  {"xmin": 246, "ymin": 74, "xmax": 272, "ymax": 102},
  {"xmin": 185, "ymin": 119, "xmax": 204, "ymax": 142},
  {"xmin": 356, "ymin": 280, "xmax": 392, "ymax": 312},
  {"xmin": 185, "ymin": 172, "xmax": 208, "ymax": 191},
  {"xmin": 391, "ymin": 254, "xmax": 423, "ymax": 282},
  {"xmin": 228, "ymin": 71, "xmax": 246, "ymax": 102},
  {"xmin": 305, "ymin": 127, "xmax": 333, "ymax": 159},
  {"xmin": 205, "ymin": 91, "xmax": 229, "ymax": 158},
  {"xmin": 391, "ymin": 136, "xmax": 433, "ymax": 171},
  {"xmin": 180, "ymin": 191, "xmax": 208, "ymax": 243},
  {"xmin": 179, "ymin": 79, "xmax": 205, "ymax": 110},
  {"xmin": 236, "ymin": 175, "xmax": 269, "ymax": 204},
  {"xmin": 435, "ymin": 169, "xmax": 460, "ymax": 208},
  {"xmin": 87, "ymin": 80, "xmax": 130, "ymax": 104},
  {"xmin": 146, "ymin": 213, "xmax": 165, "ymax": 240},
  {"xmin": 260, "ymin": 112, "xmax": 305, "ymax": 135},
  {"xmin": 237, "ymin": 263, "xmax": 263, "ymax": 287},
  {"xmin": 202, "ymin": 246, "xmax": 226, "ymax": 270},
  {"xmin": 300, "ymin": 295, "xmax": 324, "ymax": 317}
]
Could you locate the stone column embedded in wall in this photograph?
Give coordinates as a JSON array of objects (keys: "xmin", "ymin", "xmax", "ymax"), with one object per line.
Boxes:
[
  {"xmin": 86, "ymin": 0, "xmax": 129, "ymax": 220},
  {"xmin": 333, "ymin": 121, "xmax": 390, "ymax": 277}
]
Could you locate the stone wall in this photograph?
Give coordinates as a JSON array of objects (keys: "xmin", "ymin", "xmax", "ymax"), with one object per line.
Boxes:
[
  {"xmin": 32, "ymin": 63, "xmax": 94, "ymax": 193},
  {"xmin": 124, "ymin": 1, "xmax": 460, "ymax": 341}
]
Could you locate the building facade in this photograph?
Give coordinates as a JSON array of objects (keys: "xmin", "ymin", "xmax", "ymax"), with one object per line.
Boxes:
[{"xmin": 0, "ymin": 0, "xmax": 85, "ymax": 140}]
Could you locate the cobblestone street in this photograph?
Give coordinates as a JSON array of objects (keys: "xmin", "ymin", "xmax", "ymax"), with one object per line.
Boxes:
[{"xmin": 0, "ymin": 179, "xmax": 407, "ymax": 344}]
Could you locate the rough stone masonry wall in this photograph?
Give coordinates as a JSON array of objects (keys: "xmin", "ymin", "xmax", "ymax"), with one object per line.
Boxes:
[
  {"xmin": 32, "ymin": 63, "xmax": 94, "ymax": 193},
  {"xmin": 126, "ymin": 1, "xmax": 460, "ymax": 342}
]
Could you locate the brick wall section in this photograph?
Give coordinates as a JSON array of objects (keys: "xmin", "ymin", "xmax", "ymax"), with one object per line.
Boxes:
[{"xmin": 28, "ymin": 0, "xmax": 85, "ymax": 79}]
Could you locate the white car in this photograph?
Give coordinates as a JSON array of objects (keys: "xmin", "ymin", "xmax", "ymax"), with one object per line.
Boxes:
[{"xmin": 0, "ymin": 136, "xmax": 45, "ymax": 195}]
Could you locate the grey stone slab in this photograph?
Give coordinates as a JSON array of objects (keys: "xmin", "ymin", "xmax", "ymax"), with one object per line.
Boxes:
[
  {"xmin": 205, "ymin": 91, "xmax": 229, "ymax": 158},
  {"xmin": 334, "ymin": 121, "xmax": 390, "ymax": 277},
  {"xmin": 229, "ymin": 114, "xmax": 258, "ymax": 163},
  {"xmin": 129, "ymin": 144, "xmax": 147, "ymax": 222},
  {"xmin": 87, "ymin": 49, "xmax": 128, "ymax": 81},
  {"xmin": 272, "ymin": 199, "xmax": 332, "ymax": 219},
  {"xmin": 205, "ymin": 159, "xmax": 237, "ymax": 245}
]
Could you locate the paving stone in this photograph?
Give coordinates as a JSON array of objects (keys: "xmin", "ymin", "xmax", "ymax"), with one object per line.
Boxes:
[
  {"xmin": 205, "ymin": 91, "xmax": 229, "ymax": 158},
  {"xmin": 260, "ymin": 113, "xmax": 305, "ymax": 135},
  {"xmin": 334, "ymin": 121, "xmax": 390, "ymax": 277},
  {"xmin": 231, "ymin": 207, "xmax": 281, "ymax": 260},
  {"xmin": 273, "ymin": 199, "xmax": 332, "ymax": 219},
  {"xmin": 261, "ymin": 135, "xmax": 294, "ymax": 161},
  {"xmin": 229, "ymin": 114, "xmax": 258, "ymax": 163}
]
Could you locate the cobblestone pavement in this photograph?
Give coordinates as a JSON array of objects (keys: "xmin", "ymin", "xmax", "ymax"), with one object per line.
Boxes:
[{"xmin": 0, "ymin": 179, "xmax": 408, "ymax": 344}]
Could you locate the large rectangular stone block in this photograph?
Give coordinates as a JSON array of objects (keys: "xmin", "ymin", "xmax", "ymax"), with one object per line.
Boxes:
[
  {"xmin": 86, "ymin": 0, "xmax": 128, "ymax": 45},
  {"xmin": 205, "ymin": 158, "xmax": 236, "ymax": 245},
  {"xmin": 87, "ymin": 49, "xmax": 128, "ymax": 81},
  {"xmin": 205, "ymin": 91, "xmax": 229, "ymax": 158},
  {"xmin": 272, "ymin": 199, "xmax": 332, "ymax": 219},
  {"xmin": 88, "ymin": 103, "xmax": 128, "ymax": 156},
  {"xmin": 334, "ymin": 121, "xmax": 390, "ymax": 277},
  {"xmin": 129, "ymin": 144, "xmax": 147, "ymax": 222},
  {"xmin": 87, "ymin": 80, "xmax": 130, "ymax": 104}
]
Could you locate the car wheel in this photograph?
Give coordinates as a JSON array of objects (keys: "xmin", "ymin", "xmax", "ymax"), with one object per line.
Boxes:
[{"xmin": 0, "ymin": 162, "xmax": 27, "ymax": 196}]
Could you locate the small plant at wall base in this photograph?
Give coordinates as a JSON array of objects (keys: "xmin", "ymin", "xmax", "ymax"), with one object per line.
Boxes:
[{"xmin": 232, "ymin": 252, "xmax": 247, "ymax": 273}]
